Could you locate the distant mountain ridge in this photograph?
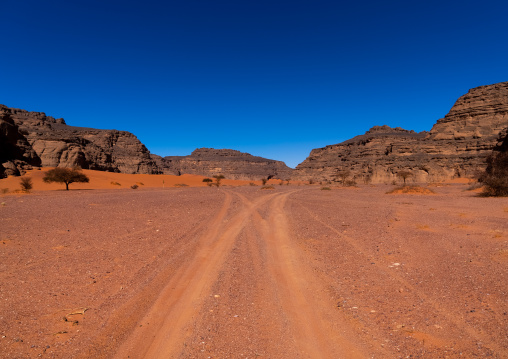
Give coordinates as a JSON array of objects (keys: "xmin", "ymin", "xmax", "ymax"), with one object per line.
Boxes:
[
  {"xmin": 0, "ymin": 105, "xmax": 293, "ymax": 180},
  {"xmin": 154, "ymin": 148, "xmax": 294, "ymax": 180},
  {"xmin": 2, "ymin": 81, "xmax": 507, "ymax": 182}
]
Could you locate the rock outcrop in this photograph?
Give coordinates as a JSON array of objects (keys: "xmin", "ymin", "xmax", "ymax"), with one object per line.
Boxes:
[
  {"xmin": 295, "ymin": 82, "xmax": 508, "ymax": 183},
  {"xmin": 0, "ymin": 112, "xmax": 41, "ymax": 177},
  {"xmin": 156, "ymin": 148, "xmax": 294, "ymax": 180},
  {"xmin": 0, "ymin": 105, "xmax": 160, "ymax": 177}
]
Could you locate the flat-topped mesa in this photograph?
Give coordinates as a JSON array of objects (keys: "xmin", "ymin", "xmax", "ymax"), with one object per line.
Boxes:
[
  {"xmin": 0, "ymin": 104, "xmax": 160, "ymax": 178},
  {"xmin": 295, "ymin": 81, "xmax": 508, "ymax": 184},
  {"xmin": 157, "ymin": 148, "xmax": 294, "ymax": 180}
]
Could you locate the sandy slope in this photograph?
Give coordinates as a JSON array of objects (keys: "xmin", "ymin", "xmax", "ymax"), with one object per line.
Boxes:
[
  {"xmin": 0, "ymin": 168, "xmax": 262, "ymax": 192},
  {"xmin": 0, "ymin": 184, "xmax": 507, "ymax": 358}
]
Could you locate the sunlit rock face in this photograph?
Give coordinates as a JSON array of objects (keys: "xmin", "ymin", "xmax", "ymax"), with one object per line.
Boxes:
[
  {"xmin": 155, "ymin": 148, "xmax": 294, "ymax": 180},
  {"xmin": 0, "ymin": 104, "xmax": 160, "ymax": 177},
  {"xmin": 294, "ymin": 82, "xmax": 508, "ymax": 184}
]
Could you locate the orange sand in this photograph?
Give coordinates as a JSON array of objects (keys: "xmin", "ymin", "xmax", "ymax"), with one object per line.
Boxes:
[{"xmin": 0, "ymin": 168, "xmax": 271, "ymax": 192}]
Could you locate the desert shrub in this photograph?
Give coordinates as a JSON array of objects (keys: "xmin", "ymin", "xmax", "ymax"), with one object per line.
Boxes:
[
  {"xmin": 363, "ymin": 175, "xmax": 372, "ymax": 185},
  {"xmin": 344, "ymin": 179, "xmax": 357, "ymax": 187},
  {"xmin": 213, "ymin": 174, "xmax": 225, "ymax": 187},
  {"xmin": 279, "ymin": 180, "xmax": 284, "ymax": 186},
  {"xmin": 19, "ymin": 177, "xmax": 33, "ymax": 193},
  {"xmin": 261, "ymin": 178, "xmax": 268, "ymax": 186},
  {"xmin": 202, "ymin": 178, "xmax": 213, "ymax": 186},
  {"xmin": 397, "ymin": 170, "xmax": 413, "ymax": 185},
  {"xmin": 335, "ymin": 170, "xmax": 351, "ymax": 186},
  {"xmin": 480, "ymin": 150, "xmax": 508, "ymax": 197},
  {"xmin": 386, "ymin": 186, "xmax": 435, "ymax": 195},
  {"xmin": 308, "ymin": 179, "xmax": 314, "ymax": 185},
  {"xmin": 111, "ymin": 181, "xmax": 121, "ymax": 186},
  {"xmin": 1, "ymin": 188, "xmax": 9, "ymax": 194},
  {"xmin": 174, "ymin": 183, "xmax": 189, "ymax": 187},
  {"xmin": 131, "ymin": 184, "xmax": 139, "ymax": 189},
  {"xmin": 321, "ymin": 187, "xmax": 331, "ymax": 190},
  {"xmin": 249, "ymin": 182, "xmax": 257, "ymax": 186},
  {"xmin": 43, "ymin": 167, "xmax": 90, "ymax": 191},
  {"xmin": 260, "ymin": 185, "xmax": 275, "ymax": 190}
]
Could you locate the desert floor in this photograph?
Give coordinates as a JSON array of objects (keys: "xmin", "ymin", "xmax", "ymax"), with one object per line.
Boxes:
[{"xmin": 0, "ymin": 181, "xmax": 507, "ymax": 358}]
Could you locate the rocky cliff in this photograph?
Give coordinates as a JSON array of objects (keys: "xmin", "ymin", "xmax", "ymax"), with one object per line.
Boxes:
[
  {"xmin": 0, "ymin": 105, "xmax": 160, "ymax": 177},
  {"xmin": 295, "ymin": 82, "xmax": 508, "ymax": 183},
  {"xmin": 156, "ymin": 148, "xmax": 294, "ymax": 180}
]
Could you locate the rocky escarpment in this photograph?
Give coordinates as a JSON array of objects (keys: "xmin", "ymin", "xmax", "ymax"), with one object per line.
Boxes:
[
  {"xmin": 156, "ymin": 148, "xmax": 294, "ymax": 180},
  {"xmin": 295, "ymin": 81, "xmax": 508, "ymax": 183},
  {"xmin": 0, "ymin": 105, "xmax": 160, "ymax": 177},
  {"xmin": 0, "ymin": 112, "xmax": 41, "ymax": 177}
]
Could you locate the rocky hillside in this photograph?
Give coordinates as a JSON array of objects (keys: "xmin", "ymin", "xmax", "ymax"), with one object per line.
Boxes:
[
  {"xmin": 1, "ymin": 105, "xmax": 293, "ymax": 180},
  {"xmin": 155, "ymin": 148, "xmax": 294, "ymax": 180},
  {"xmin": 295, "ymin": 81, "xmax": 508, "ymax": 183},
  {"xmin": 0, "ymin": 105, "xmax": 159, "ymax": 177}
]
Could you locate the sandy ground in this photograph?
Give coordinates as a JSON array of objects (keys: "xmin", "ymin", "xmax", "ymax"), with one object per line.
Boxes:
[
  {"xmin": 0, "ymin": 181, "xmax": 507, "ymax": 358},
  {"xmin": 0, "ymin": 168, "xmax": 270, "ymax": 193}
]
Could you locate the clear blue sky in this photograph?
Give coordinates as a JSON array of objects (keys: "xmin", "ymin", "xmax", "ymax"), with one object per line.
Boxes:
[{"xmin": 2, "ymin": 0, "xmax": 507, "ymax": 168}]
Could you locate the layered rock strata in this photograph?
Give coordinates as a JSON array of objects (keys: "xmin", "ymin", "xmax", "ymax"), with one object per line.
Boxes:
[
  {"xmin": 0, "ymin": 105, "xmax": 159, "ymax": 177},
  {"xmin": 156, "ymin": 148, "xmax": 294, "ymax": 180},
  {"xmin": 295, "ymin": 82, "xmax": 508, "ymax": 183}
]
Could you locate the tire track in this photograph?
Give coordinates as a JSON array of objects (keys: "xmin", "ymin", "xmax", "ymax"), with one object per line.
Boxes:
[
  {"xmin": 115, "ymin": 190, "xmax": 278, "ymax": 359},
  {"xmin": 235, "ymin": 191, "xmax": 367, "ymax": 358},
  {"xmin": 297, "ymin": 201, "xmax": 507, "ymax": 357}
]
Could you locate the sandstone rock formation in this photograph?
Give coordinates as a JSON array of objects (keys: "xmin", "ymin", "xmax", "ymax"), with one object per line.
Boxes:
[
  {"xmin": 0, "ymin": 112, "xmax": 41, "ymax": 177},
  {"xmin": 156, "ymin": 148, "xmax": 294, "ymax": 180},
  {"xmin": 295, "ymin": 82, "xmax": 508, "ymax": 183},
  {"xmin": 0, "ymin": 105, "xmax": 160, "ymax": 177}
]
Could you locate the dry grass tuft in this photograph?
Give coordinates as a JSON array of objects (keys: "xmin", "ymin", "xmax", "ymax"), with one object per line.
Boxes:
[
  {"xmin": 386, "ymin": 186, "xmax": 435, "ymax": 195},
  {"xmin": 260, "ymin": 185, "xmax": 275, "ymax": 190}
]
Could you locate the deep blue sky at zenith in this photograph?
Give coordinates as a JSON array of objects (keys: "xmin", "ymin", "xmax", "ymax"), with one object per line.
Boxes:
[{"xmin": 1, "ymin": 1, "xmax": 507, "ymax": 168}]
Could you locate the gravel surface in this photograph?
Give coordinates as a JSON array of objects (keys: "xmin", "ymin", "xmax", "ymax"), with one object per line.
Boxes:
[{"xmin": 1, "ymin": 184, "xmax": 507, "ymax": 358}]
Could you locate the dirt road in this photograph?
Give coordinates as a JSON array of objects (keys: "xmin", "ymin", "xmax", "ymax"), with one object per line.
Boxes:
[{"xmin": 1, "ymin": 185, "xmax": 507, "ymax": 358}]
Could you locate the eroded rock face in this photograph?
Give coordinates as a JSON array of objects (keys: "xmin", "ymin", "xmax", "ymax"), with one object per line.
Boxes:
[
  {"xmin": 0, "ymin": 105, "xmax": 160, "ymax": 177},
  {"xmin": 0, "ymin": 111, "xmax": 41, "ymax": 177},
  {"xmin": 157, "ymin": 148, "xmax": 294, "ymax": 180},
  {"xmin": 295, "ymin": 82, "xmax": 508, "ymax": 183}
]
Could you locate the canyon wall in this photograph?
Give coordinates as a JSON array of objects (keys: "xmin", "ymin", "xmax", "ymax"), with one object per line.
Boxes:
[{"xmin": 294, "ymin": 82, "xmax": 508, "ymax": 183}]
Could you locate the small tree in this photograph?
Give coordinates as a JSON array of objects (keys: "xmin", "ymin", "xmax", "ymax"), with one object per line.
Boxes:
[
  {"xmin": 19, "ymin": 177, "xmax": 33, "ymax": 193},
  {"xmin": 336, "ymin": 170, "xmax": 351, "ymax": 186},
  {"xmin": 43, "ymin": 167, "xmax": 89, "ymax": 190},
  {"xmin": 202, "ymin": 178, "xmax": 213, "ymax": 187},
  {"xmin": 261, "ymin": 178, "xmax": 268, "ymax": 186},
  {"xmin": 397, "ymin": 170, "xmax": 413, "ymax": 186},
  {"xmin": 213, "ymin": 174, "xmax": 225, "ymax": 187}
]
